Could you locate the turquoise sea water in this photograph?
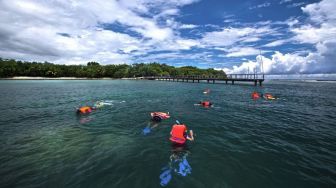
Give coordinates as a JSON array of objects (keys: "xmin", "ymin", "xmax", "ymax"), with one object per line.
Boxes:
[{"xmin": 0, "ymin": 80, "xmax": 335, "ymax": 188}]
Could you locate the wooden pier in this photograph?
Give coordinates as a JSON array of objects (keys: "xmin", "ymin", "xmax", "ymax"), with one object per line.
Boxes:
[{"xmin": 145, "ymin": 74, "xmax": 264, "ymax": 86}]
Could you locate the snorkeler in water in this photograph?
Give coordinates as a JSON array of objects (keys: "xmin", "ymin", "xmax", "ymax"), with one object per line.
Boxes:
[
  {"xmin": 263, "ymin": 93, "xmax": 277, "ymax": 100},
  {"xmin": 76, "ymin": 106, "xmax": 96, "ymax": 114},
  {"xmin": 203, "ymin": 89, "xmax": 210, "ymax": 94},
  {"xmin": 251, "ymin": 91, "xmax": 260, "ymax": 100},
  {"xmin": 143, "ymin": 112, "xmax": 170, "ymax": 135},
  {"xmin": 169, "ymin": 121, "xmax": 194, "ymax": 145},
  {"xmin": 194, "ymin": 101, "xmax": 213, "ymax": 108},
  {"xmin": 151, "ymin": 112, "xmax": 170, "ymax": 122}
]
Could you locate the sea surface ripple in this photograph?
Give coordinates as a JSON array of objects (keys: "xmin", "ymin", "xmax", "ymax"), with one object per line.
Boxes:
[{"xmin": 0, "ymin": 80, "xmax": 335, "ymax": 188}]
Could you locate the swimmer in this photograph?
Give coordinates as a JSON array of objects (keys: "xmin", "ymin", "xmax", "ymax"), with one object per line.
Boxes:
[
  {"xmin": 76, "ymin": 106, "xmax": 96, "ymax": 114},
  {"xmin": 203, "ymin": 89, "xmax": 210, "ymax": 94},
  {"xmin": 251, "ymin": 91, "xmax": 260, "ymax": 100},
  {"xmin": 263, "ymin": 93, "xmax": 276, "ymax": 100},
  {"xmin": 150, "ymin": 112, "xmax": 170, "ymax": 122},
  {"xmin": 169, "ymin": 121, "xmax": 194, "ymax": 145},
  {"xmin": 198, "ymin": 101, "xmax": 213, "ymax": 107}
]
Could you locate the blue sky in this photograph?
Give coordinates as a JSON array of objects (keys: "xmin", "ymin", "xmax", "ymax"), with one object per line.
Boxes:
[{"xmin": 0, "ymin": 0, "xmax": 335, "ymax": 74}]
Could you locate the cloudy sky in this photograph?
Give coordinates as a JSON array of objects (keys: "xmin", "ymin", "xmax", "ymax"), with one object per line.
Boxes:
[{"xmin": 0, "ymin": 0, "xmax": 335, "ymax": 74}]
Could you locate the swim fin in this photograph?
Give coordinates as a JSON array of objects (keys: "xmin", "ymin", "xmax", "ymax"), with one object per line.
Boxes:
[
  {"xmin": 142, "ymin": 127, "xmax": 151, "ymax": 135},
  {"xmin": 159, "ymin": 168, "xmax": 172, "ymax": 186},
  {"xmin": 177, "ymin": 157, "xmax": 191, "ymax": 176}
]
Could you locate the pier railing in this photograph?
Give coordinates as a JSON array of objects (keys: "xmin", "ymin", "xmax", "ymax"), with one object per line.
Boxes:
[
  {"xmin": 144, "ymin": 74, "xmax": 264, "ymax": 86},
  {"xmin": 145, "ymin": 74, "xmax": 264, "ymax": 80}
]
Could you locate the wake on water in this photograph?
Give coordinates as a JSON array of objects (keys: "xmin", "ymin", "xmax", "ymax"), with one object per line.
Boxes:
[{"xmin": 94, "ymin": 100, "xmax": 126, "ymax": 107}]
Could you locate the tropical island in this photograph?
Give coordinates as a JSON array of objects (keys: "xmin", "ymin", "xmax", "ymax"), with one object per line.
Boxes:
[{"xmin": 0, "ymin": 58, "xmax": 226, "ymax": 79}]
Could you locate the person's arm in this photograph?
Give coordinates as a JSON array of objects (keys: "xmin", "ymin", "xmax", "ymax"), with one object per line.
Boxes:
[{"xmin": 186, "ymin": 130, "xmax": 194, "ymax": 141}]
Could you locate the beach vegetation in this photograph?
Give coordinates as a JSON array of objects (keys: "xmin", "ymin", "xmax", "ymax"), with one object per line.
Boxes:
[{"xmin": 0, "ymin": 58, "xmax": 226, "ymax": 78}]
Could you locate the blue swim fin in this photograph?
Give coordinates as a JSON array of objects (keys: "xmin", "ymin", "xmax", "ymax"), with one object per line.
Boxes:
[
  {"xmin": 143, "ymin": 127, "xmax": 151, "ymax": 135},
  {"xmin": 160, "ymin": 168, "xmax": 172, "ymax": 186},
  {"xmin": 177, "ymin": 158, "xmax": 191, "ymax": 176},
  {"xmin": 183, "ymin": 158, "xmax": 192, "ymax": 174}
]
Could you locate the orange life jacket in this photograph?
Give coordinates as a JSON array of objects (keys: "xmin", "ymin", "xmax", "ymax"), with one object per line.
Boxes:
[
  {"xmin": 252, "ymin": 92, "xmax": 260, "ymax": 100},
  {"xmin": 79, "ymin": 106, "xmax": 92, "ymax": 114},
  {"xmin": 170, "ymin": 124, "xmax": 187, "ymax": 144}
]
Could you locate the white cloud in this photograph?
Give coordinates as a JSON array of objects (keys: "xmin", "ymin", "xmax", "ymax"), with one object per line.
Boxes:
[
  {"xmin": 219, "ymin": 39, "xmax": 336, "ymax": 74},
  {"xmin": 223, "ymin": 19, "xmax": 236, "ymax": 23},
  {"xmin": 175, "ymin": 39, "xmax": 200, "ymax": 50},
  {"xmin": 286, "ymin": 18, "xmax": 299, "ymax": 27},
  {"xmin": 287, "ymin": 2, "xmax": 306, "ymax": 8},
  {"xmin": 241, "ymin": 37, "xmax": 260, "ymax": 43},
  {"xmin": 179, "ymin": 24, "xmax": 198, "ymax": 29},
  {"xmin": 223, "ymin": 47, "xmax": 263, "ymax": 57},
  {"xmin": 249, "ymin": 2, "xmax": 271, "ymax": 10},
  {"xmin": 302, "ymin": 0, "xmax": 336, "ymax": 24},
  {"xmin": 291, "ymin": 0, "xmax": 336, "ymax": 44},
  {"xmin": 0, "ymin": 0, "xmax": 199, "ymax": 64},
  {"xmin": 135, "ymin": 51, "xmax": 212, "ymax": 64},
  {"xmin": 264, "ymin": 39, "xmax": 289, "ymax": 47},
  {"xmin": 222, "ymin": 0, "xmax": 336, "ymax": 74},
  {"xmin": 202, "ymin": 26, "xmax": 273, "ymax": 46},
  {"xmin": 291, "ymin": 25, "xmax": 336, "ymax": 44},
  {"xmin": 279, "ymin": 0, "xmax": 292, "ymax": 4}
]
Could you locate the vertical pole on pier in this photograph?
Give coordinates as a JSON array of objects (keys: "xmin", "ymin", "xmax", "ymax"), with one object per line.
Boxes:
[
  {"xmin": 260, "ymin": 50, "xmax": 264, "ymax": 76},
  {"xmin": 198, "ymin": 80, "xmax": 200, "ymax": 83},
  {"xmin": 254, "ymin": 80, "xmax": 257, "ymax": 86},
  {"xmin": 213, "ymin": 80, "xmax": 215, "ymax": 84},
  {"xmin": 207, "ymin": 80, "xmax": 209, "ymax": 83},
  {"xmin": 232, "ymin": 81, "xmax": 234, "ymax": 85},
  {"xmin": 193, "ymin": 79, "xmax": 194, "ymax": 83},
  {"xmin": 259, "ymin": 80, "xmax": 262, "ymax": 86},
  {"xmin": 226, "ymin": 80, "xmax": 228, "ymax": 84}
]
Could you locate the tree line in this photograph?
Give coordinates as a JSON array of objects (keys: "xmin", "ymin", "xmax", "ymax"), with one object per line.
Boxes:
[{"xmin": 0, "ymin": 58, "xmax": 226, "ymax": 78}]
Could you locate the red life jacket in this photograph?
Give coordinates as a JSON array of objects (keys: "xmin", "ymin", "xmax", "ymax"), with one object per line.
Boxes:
[
  {"xmin": 252, "ymin": 92, "xmax": 260, "ymax": 100},
  {"xmin": 202, "ymin": 101, "xmax": 210, "ymax": 106},
  {"xmin": 170, "ymin": 124, "xmax": 187, "ymax": 144}
]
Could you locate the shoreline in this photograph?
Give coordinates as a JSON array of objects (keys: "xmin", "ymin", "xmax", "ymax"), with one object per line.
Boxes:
[
  {"xmin": 0, "ymin": 76, "xmax": 145, "ymax": 80},
  {"xmin": 1, "ymin": 76, "xmax": 335, "ymax": 81}
]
